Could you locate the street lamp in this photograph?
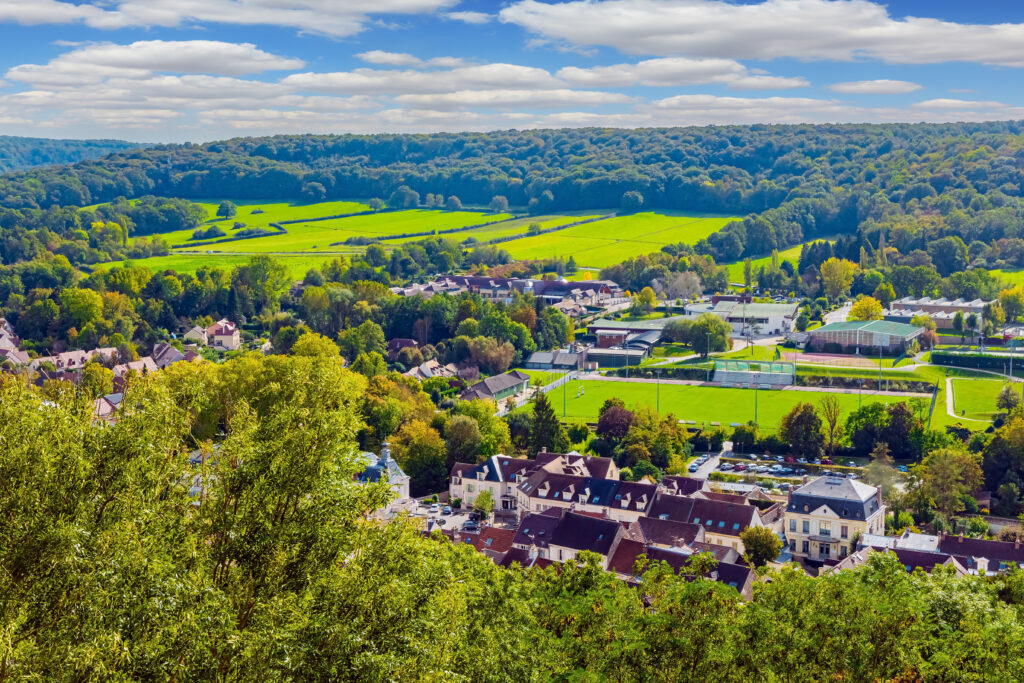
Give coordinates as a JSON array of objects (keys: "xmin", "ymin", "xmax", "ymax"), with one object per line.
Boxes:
[{"xmin": 657, "ymin": 368, "xmax": 661, "ymax": 413}]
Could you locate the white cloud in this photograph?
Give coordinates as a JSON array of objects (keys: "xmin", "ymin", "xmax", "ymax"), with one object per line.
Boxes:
[
  {"xmin": 6, "ymin": 41, "xmax": 304, "ymax": 87},
  {"xmin": 355, "ymin": 50, "xmax": 424, "ymax": 67},
  {"xmin": 556, "ymin": 57, "xmax": 806, "ymax": 89},
  {"xmin": 912, "ymin": 98, "xmax": 1006, "ymax": 110},
  {"xmin": 394, "ymin": 88, "xmax": 633, "ymax": 109},
  {"xmin": 355, "ymin": 50, "xmax": 469, "ymax": 68},
  {"xmin": 284, "ymin": 63, "xmax": 563, "ymax": 95},
  {"xmin": 500, "ymin": 0, "xmax": 1024, "ymax": 67},
  {"xmin": 829, "ymin": 79, "xmax": 922, "ymax": 94},
  {"xmin": 0, "ymin": 0, "xmax": 460, "ymax": 37},
  {"xmin": 445, "ymin": 10, "xmax": 491, "ymax": 24}
]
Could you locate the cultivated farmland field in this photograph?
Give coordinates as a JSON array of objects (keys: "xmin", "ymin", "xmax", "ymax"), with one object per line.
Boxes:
[
  {"xmin": 498, "ymin": 212, "xmax": 737, "ymax": 268},
  {"xmin": 542, "ymin": 378, "xmax": 902, "ymax": 428}
]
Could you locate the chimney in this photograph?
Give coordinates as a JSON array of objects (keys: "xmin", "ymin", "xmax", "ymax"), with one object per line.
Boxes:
[
  {"xmin": 1016, "ymin": 539, "xmax": 1020, "ymax": 551},
  {"xmin": 959, "ymin": 533, "xmax": 964, "ymax": 543},
  {"xmin": 540, "ymin": 447, "xmax": 547, "ymax": 453},
  {"xmin": 381, "ymin": 441, "xmax": 391, "ymax": 464}
]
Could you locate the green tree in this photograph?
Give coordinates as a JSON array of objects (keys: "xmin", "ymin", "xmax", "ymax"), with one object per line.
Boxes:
[
  {"xmin": 530, "ymin": 390, "xmax": 569, "ymax": 455},
  {"xmin": 1000, "ymin": 287, "xmax": 1024, "ymax": 327},
  {"xmin": 819, "ymin": 394, "xmax": 843, "ymax": 459},
  {"xmin": 819, "ymin": 257, "xmax": 858, "ymax": 299},
  {"xmin": 489, "ymin": 195, "xmax": 509, "ymax": 213},
  {"xmin": 473, "ymin": 488, "xmax": 494, "ymax": 520},
  {"xmin": 779, "ymin": 402, "xmax": 824, "ymax": 458},
  {"xmin": 59, "ymin": 287, "xmax": 104, "ymax": 329},
  {"xmin": 216, "ymin": 200, "xmax": 237, "ymax": 218},
  {"xmin": 740, "ymin": 526, "xmax": 783, "ymax": 567},
  {"xmin": 79, "ymin": 361, "xmax": 113, "ymax": 399},
  {"xmin": 919, "ymin": 447, "xmax": 983, "ymax": 518},
  {"xmin": 690, "ymin": 312, "xmax": 732, "ymax": 358},
  {"xmin": 848, "ymin": 296, "xmax": 883, "ymax": 321},
  {"xmin": 291, "ymin": 331, "xmax": 340, "ymax": 357},
  {"xmin": 391, "ymin": 419, "xmax": 447, "ymax": 496},
  {"xmin": 351, "ymin": 350, "xmax": 387, "ymax": 378},
  {"xmin": 445, "ymin": 414, "xmax": 482, "ymax": 467},
  {"xmin": 999, "ymin": 384, "xmax": 1022, "ymax": 413}
]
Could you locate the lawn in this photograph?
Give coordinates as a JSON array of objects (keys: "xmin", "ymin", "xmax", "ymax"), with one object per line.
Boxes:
[
  {"xmin": 724, "ymin": 243, "xmax": 805, "ymax": 283},
  {"xmin": 951, "ymin": 378, "xmax": 1008, "ymax": 421},
  {"xmin": 539, "ymin": 379, "xmax": 902, "ymax": 428},
  {"xmin": 498, "ymin": 212, "xmax": 738, "ymax": 268},
  {"xmin": 990, "ymin": 268, "xmax": 1024, "ymax": 287}
]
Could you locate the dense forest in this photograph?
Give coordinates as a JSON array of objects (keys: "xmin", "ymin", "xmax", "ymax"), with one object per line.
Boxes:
[
  {"xmin": 4, "ymin": 353, "xmax": 1024, "ymax": 680},
  {"xmin": 4, "ymin": 122, "xmax": 1024, "ymax": 265},
  {"xmin": 0, "ymin": 136, "xmax": 144, "ymax": 173}
]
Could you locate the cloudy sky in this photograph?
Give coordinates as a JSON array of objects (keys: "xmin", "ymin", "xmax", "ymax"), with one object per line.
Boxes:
[{"xmin": 1, "ymin": 0, "xmax": 1023, "ymax": 142}]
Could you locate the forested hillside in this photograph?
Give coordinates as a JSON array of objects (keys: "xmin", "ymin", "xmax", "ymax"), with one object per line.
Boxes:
[
  {"xmin": 2, "ymin": 122, "xmax": 1024, "ymax": 263},
  {"xmin": 4, "ymin": 353, "xmax": 1024, "ymax": 680},
  {"xmin": 0, "ymin": 136, "xmax": 144, "ymax": 173}
]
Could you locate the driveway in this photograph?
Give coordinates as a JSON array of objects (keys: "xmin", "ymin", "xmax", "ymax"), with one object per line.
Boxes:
[
  {"xmin": 688, "ymin": 441, "xmax": 730, "ymax": 479},
  {"xmin": 824, "ymin": 303, "xmax": 851, "ymax": 324}
]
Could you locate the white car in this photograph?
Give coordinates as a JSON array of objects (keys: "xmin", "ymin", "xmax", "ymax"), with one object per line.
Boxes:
[{"xmin": 429, "ymin": 503, "xmax": 439, "ymax": 514}]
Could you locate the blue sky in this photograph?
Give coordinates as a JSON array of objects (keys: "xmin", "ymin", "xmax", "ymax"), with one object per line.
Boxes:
[{"xmin": 1, "ymin": 0, "xmax": 1023, "ymax": 142}]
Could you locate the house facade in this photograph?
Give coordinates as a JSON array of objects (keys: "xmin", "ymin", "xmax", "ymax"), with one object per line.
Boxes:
[
  {"xmin": 207, "ymin": 319, "xmax": 241, "ymax": 351},
  {"xmin": 785, "ymin": 476, "xmax": 886, "ymax": 562}
]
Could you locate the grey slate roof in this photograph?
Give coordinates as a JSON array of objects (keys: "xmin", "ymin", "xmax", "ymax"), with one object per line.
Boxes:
[{"xmin": 787, "ymin": 476, "xmax": 882, "ymax": 521}]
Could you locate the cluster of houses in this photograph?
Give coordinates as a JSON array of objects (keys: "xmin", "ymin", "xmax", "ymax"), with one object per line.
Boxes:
[
  {"xmin": 389, "ymin": 275, "xmax": 626, "ymax": 312},
  {"xmin": 446, "ymin": 451, "xmax": 782, "ymax": 596},
  {"xmin": 0, "ymin": 318, "xmax": 29, "ymax": 366},
  {"xmin": 433, "ymin": 452, "xmax": 1024, "ymax": 595},
  {"xmin": 184, "ymin": 319, "xmax": 242, "ymax": 351}
]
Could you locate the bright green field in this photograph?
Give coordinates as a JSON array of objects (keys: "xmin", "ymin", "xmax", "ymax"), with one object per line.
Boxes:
[
  {"xmin": 179, "ymin": 208, "xmax": 513, "ymax": 254},
  {"xmin": 103, "ymin": 253, "xmax": 343, "ymax": 279},
  {"xmin": 991, "ymin": 269, "xmax": 1024, "ymax": 287},
  {"xmin": 542, "ymin": 379, "xmax": 903, "ymax": 428},
  {"xmin": 951, "ymin": 378, "xmax": 1008, "ymax": 421},
  {"xmin": 498, "ymin": 212, "xmax": 737, "ymax": 268},
  {"xmin": 725, "ymin": 244, "xmax": 804, "ymax": 283},
  {"xmin": 437, "ymin": 214, "xmax": 606, "ymax": 245}
]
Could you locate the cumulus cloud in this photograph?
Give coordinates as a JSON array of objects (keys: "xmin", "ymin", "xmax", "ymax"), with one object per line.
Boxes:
[
  {"xmin": 394, "ymin": 88, "xmax": 633, "ymax": 109},
  {"xmin": 556, "ymin": 57, "xmax": 807, "ymax": 89},
  {"xmin": 829, "ymin": 79, "xmax": 922, "ymax": 94},
  {"xmin": 0, "ymin": 0, "xmax": 460, "ymax": 37},
  {"xmin": 445, "ymin": 10, "xmax": 491, "ymax": 24},
  {"xmin": 500, "ymin": 0, "xmax": 1024, "ymax": 67},
  {"xmin": 6, "ymin": 40, "xmax": 304, "ymax": 87},
  {"xmin": 355, "ymin": 50, "xmax": 468, "ymax": 68},
  {"xmin": 284, "ymin": 63, "xmax": 563, "ymax": 95}
]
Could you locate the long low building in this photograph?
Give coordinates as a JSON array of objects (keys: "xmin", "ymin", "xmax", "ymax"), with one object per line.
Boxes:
[
  {"xmin": 587, "ymin": 316, "xmax": 687, "ymax": 347},
  {"xmin": 709, "ymin": 301, "xmax": 799, "ymax": 336},
  {"xmin": 807, "ymin": 320, "xmax": 924, "ymax": 353}
]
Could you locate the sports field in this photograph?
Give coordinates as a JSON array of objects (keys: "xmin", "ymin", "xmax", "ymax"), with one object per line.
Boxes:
[
  {"xmin": 543, "ymin": 378, "xmax": 901, "ymax": 428},
  {"xmin": 951, "ymin": 378, "xmax": 1008, "ymax": 421},
  {"xmin": 497, "ymin": 212, "xmax": 737, "ymax": 268}
]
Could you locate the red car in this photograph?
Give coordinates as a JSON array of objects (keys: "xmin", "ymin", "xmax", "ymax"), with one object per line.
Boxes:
[
  {"xmin": 784, "ymin": 456, "xmax": 796, "ymax": 464},
  {"xmin": 821, "ymin": 458, "xmax": 833, "ymax": 465},
  {"xmin": 734, "ymin": 464, "xmax": 747, "ymax": 472}
]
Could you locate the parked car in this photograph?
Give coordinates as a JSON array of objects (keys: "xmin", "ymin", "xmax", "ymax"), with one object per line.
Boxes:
[
  {"xmin": 442, "ymin": 505, "xmax": 452, "ymax": 515},
  {"xmin": 734, "ymin": 464, "xmax": 748, "ymax": 472},
  {"xmin": 775, "ymin": 455, "xmax": 784, "ymax": 463},
  {"xmin": 749, "ymin": 454, "xmax": 758, "ymax": 461},
  {"xmin": 463, "ymin": 521, "xmax": 479, "ymax": 532},
  {"xmin": 821, "ymin": 458, "xmax": 833, "ymax": 465},
  {"xmin": 429, "ymin": 503, "xmax": 439, "ymax": 514},
  {"xmin": 797, "ymin": 458, "xmax": 807, "ymax": 464},
  {"xmin": 688, "ymin": 463, "xmax": 700, "ymax": 473},
  {"xmin": 720, "ymin": 463, "xmax": 733, "ymax": 471},
  {"xmin": 897, "ymin": 465, "xmax": 909, "ymax": 473},
  {"xmin": 784, "ymin": 456, "xmax": 796, "ymax": 464}
]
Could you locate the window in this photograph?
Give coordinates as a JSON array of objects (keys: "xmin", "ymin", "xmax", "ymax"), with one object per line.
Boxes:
[
  {"xmin": 694, "ymin": 517, "xmax": 701, "ymax": 524},
  {"xmin": 820, "ymin": 543, "xmax": 830, "ymax": 557},
  {"xmin": 841, "ymin": 525, "xmax": 848, "ymax": 539},
  {"xmin": 802, "ymin": 541, "xmax": 809, "ymax": 553},
  {"xmin": 553, "ymin": 492, "xmax": 560, "ymax": 499},
  {"xmin": 802, "ymin": 521, "xmax": 810, "ymax": 534},
  {"xmin": 803, "ymin": 505, "xmax": 808, "ymax": 512},
  {"xmin": 819, "ymin": 522, "xmax": 830, "ymax": 537},
  {"xmin": 732, "ymin": 523, "xmax": 740, "ymax": 530},
  {"xmin": 790, "ymin": 540, "xmax": 796, "ymax": 551},
  {"xmin": 467, "ymin": 484, "xmax": 474, "ymax": 493},
  {"xmin": 790, "ymin": 519, "xmax": 796, "ymax": 532}
]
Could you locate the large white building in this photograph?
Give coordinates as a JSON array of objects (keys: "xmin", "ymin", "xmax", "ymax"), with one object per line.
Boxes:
[
  {"xmin": 785, "ymin": 476, "xmax": 886, "ymax": 563},
  {"xmin": 709, "ymin": 301, "xmax": 799, "ymax": 336}
]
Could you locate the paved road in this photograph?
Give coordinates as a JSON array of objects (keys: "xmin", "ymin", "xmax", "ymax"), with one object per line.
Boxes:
[
  {"xmin": 824, "ymin": 302, "xmax": 851, "ymax": 324},
  {"xmin": 689, "ymin": 442, "xmax": 730, "ymax": 479}
]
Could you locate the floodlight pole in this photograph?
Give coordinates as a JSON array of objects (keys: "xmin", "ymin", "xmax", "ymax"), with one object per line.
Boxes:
[
  {"xmin": 878, "ymin": 346, "xmax": 882, "ymax": 392},
  {"xmin": 563, "ymin": 375, "xmax": 566, "ymax": 418},
  {"xmin": 706, "ymin": 331, "xmax": 712, "ymax": 382},
  {"xmin": 657, "ymin": 368, "xmax": 661, "ymax": 413},
  {"xmin": 754, "ymin": 384, "xmax": 758, "ymax": 426}
]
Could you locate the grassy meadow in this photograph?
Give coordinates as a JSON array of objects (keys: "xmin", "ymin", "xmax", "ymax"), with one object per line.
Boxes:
[{"xmin": 536, "ymin": 379, "xmax": 900, "ymax": 429}]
